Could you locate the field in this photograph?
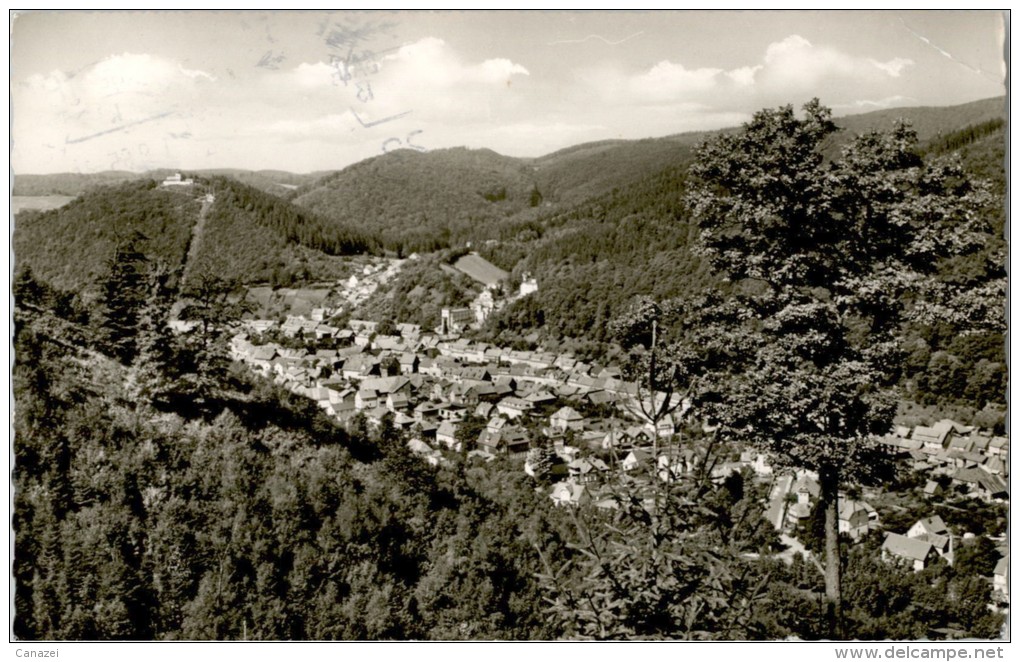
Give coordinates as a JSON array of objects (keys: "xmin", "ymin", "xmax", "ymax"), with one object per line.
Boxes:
[
  {"xmin": 247, "ymin": 285, "xmax": 335, "ymax": 318},
  {"xmin": 11, "ymin": 195, "xmax": 77, "ymax": 213}
]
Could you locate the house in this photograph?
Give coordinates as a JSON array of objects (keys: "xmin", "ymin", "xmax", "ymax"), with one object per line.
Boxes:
[
  {"xmin": 946, "ymin": 436, "xmax": 975, "ymax": 453},
  {"xmin": 739, "ymin": 450, "xmax": 773, "ymax": 476},
  {"xmin": 710, "ymin": 461, "xmax": 744, "ymax": 484},
  {"xmin": 437, "ymin": 402, "xmax": 468, "ymax": 422},
  {"xmin": 364, "ymin": 405, "xmax": 391, "ymax": 427},
  {"xmin": 342, "ymin": 355, "xmax": 379, "ymax": 380},
  {"xmin": 393, "ymin": 412, "xmax": 417, "ymax": 429},
  {"xmin": 398, "ymin": 352, "xmax": 420, "ymax": 375},
  {"xmin": 568, "ymin": 457, "xmax": 610, "ymax": 484},
  {"xmin": 838, "ymin": 498, "xmax": 873, "ymax": 541},
  {"xmin": 525, "ymin": 390, "xmax": 558, "ymax": 408},
  {"xmin": 786, "ymin": 474, "xmax": 820, "ymax": 521},
  {"xmin": 549, "ymin": 481, "xmax": 591, "ymax": 507},
  {"xmin": 349, "ymin": 319, "xmax": 378, "ymax": 335},
  {"xmin": 355, "ymin": 389, "xmax": 379, "ymax": 411},
  {"xmin": 361, "ymin": 375, "xmax": 411, "ymax": 397},
  {"xmin": 550, "ymin": 406, "xmax": 585, "ymax": 432},
  {"xmin": 987, "ymin": 437, "xmax": 1009, "ymax": 457},
  {"xmin": 951, "ymin": 467, "xmax": 1008, "ymax": 500},
  {"xmin": 437, "ymin": 307, "xmax": 475, "ymax": 335},
  {"xmin": 622, "ymin": 448, "xmax": 653, "ymax": 472},
  {"xmin": 475, "ymin": 402, "xmax": 495, "ymax": 419},
  {"xmin": 414, "ymin": 402, "xmax": 441, "ymax": 422},
  {"xmin": 912, "ymin": 422, "xmax": 956, "ymax": 451},
  {"xmin": 923, "ymin": 480, "xmax": 944, "ymax": 497},
  {"xmin": 496, "ymin": 397, "xmax": 535, "ymax": 420},
  {"xmin": 373, "ymin": 335, "xmax": 405, "ymax": 352},
  {"xmin": 578, "ymin": 431, "xmax": 607, "ymax": 451},
  {"xmin": 306, "ymin": 387, "xmax": 334, "ymax": 410},
  {"xmin": 354, "ymin": 331, "xmax": 373, "ymax": 347},
  {"xmin": 486, "ymin": 416, "xmax": 507, "ymax": 434},
  {"xmin": 314, "ymin": 324, "xmax": 339, "ymax": 340},
  {"xmin": 436, "ymin": 420, "xmax": 459, "ymax": 450},
  {"xmin": 386, "ymin": 392, "xmax": 410, "ymax": 412},
  {"xmin": 396, "ymin": 323, "xmax": 421, "ymax": 339},
  {"xmin": 247, "ymin": 345, "xmax": 278, "ymax": 374},
  {"xmin": 792, "ymin": 474, "xmax": 820, "ymax": 505},
  {"xmin": 882, "ymin": 533, "xmax": 939, "ymax": 572},
  {"xmin": 477, "ymin": 425, "xmax": 530, "ymax": 457},
  {"xmin": 908, "ymin": 516, "xmax": 952, "ymax": 559},
  {"xmin": 586, "ymin": 390, "xmax": 617, "ymax": 408},
  {"xmin": 982, "ymin": 455, "xmax": 1006, "ymax": 477},
  {"xmin": 161, "ymin": 172, "xmax": 194, "ymax": 186}
]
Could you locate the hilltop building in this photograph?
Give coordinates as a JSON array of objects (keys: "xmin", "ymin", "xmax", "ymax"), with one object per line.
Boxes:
[{"xmin": 161, "ymin": 172, "xmax": 194, "ymax": 187}]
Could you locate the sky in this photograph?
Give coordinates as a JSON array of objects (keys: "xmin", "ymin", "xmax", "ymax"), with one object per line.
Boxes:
[{"xmin": 10, "ymin": 9, "xmax": 1007, "ymax": 174}]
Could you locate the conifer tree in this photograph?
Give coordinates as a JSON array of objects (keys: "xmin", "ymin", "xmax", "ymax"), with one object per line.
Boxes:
[{"xmin": 93, "ymin": 234, "xmax": 150, "ymax": 364}]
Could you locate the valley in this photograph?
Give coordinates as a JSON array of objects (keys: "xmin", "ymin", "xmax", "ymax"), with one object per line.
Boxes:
[{"xmin": 11, "ymin": 94, "xmax": 1008, "ymax": 642}]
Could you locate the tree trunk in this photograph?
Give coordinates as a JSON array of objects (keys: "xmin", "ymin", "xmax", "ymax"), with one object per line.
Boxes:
[{"xmin": 819, "ymin": 464, "xmax": 842, "ymax": 638}]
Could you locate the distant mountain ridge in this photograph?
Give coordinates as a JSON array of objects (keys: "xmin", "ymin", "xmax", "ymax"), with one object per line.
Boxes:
[
  {"xmin": 16, "ymin": 95, "xmax": 1003, "ymax": 200},
  {"xmin": 13, "ymin": 95, "xmax": 1004, "ymax": 303}
]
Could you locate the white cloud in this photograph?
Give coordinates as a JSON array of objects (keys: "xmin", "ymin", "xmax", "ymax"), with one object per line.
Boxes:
[
  {"xmin": 726, "ymin": 65, "xmax": 762, "ymax": 87},
  {"xmin": 83, "ymin": 52, "xmax": 215, "ymax": 97},
  {"xmin": 472, "ymin": 58, "xmax": 530, "ymax": 84},
  {"xmin": 592, "ymin": 35, "xmax": 916, "ymax": 109},
  {"xmin": 377, "ymin": 37, "xmax": 529, "ymax": 88},
  {"xmin": 869, "ymin": 57, "xmax": 914, "ymax": 78},
  {"xmin": 630, "ymin": 60, "xmax": 724, "ymax": 101},
  {"xmin": 12, "ymin": 52, "xmax": 219, "ymax": 173}
]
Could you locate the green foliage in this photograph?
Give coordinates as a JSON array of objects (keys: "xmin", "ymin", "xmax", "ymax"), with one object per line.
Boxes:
[
  {"xmin": 538, "ymin": 476, "xmax": 772, "ymax": 640},
  {"xmin": 953, "ymin": 536, "xmax": 1001, "ymax": 578},
  {"xmin": 91, "ymin": 235, "xmax": 152, "ymax": 364},
  {"xmin": 186, "ymin": 177, "xmax": 374, "ymax": 287},
  {"xmin": 14, "ymin": 180, "xmax": 194, "ymax": 293},
  {"xmin": 922, "ymin": 118, "xmax": 1005, "ymax": 158},
  {"xmin": 291, "ymin": 147, "xmax": 538, "ymax": 255},
  {"xmin": 682, "ymin": 99, "xmax": 1001, "ymax": 633},
  {"xmin": 13, "ymin": 286, "xmax": 566, "ymax": 640},
  {"xmin": 353, "ymin": 253, "xmax": 478, "ymax": 329},
  {"xmin": 482, "ymin": 165, "xmax": 715, "ymax": 346}
]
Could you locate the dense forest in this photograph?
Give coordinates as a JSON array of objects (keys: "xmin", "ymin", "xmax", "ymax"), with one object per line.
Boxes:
[
  {"xmin": 13, "ymin": 180, "xmax": 197, "ymax": 293},
  {"xmin": 13, "ymin": 176, "xmax": 372, "ymax": 295},
  {"xmin": 12, "ymin": 259, "xmax": 1005, "ymax": 640},
  {"xmin": 289, "ymin": 147, "xmax": 541, "ymax": 255},
  {"xmin": 185, "ymin": 177, "xmax": 376, "ymax": 286},
  {"xmin": 478, "ymin": 164, "xmax": 718, "ymax": 345}
]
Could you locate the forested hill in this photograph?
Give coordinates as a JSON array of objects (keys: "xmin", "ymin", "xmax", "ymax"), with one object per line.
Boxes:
[
  {"xmin": 13, "ymin": 177, "xmax": 373, "ymax": 294},
  {"xmin": 480, "ymin": 163, "xmax": 714, "ymax": 345},
  {"xmin": 288, "ymin": 147, "xmax": 541, "ymax": 255},
  {"xmin": 13, "ymin": 180, "xmax": 198, "ymax": 293}
]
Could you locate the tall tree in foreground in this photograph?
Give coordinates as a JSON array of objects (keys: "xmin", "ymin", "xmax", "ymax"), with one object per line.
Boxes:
[
  {"xmin": 686, "ymin": 100, "xmax": 998, "ymax": 636},
  {"xmin": 92, "ymin": 233, "xmax": 150, "ymax": 364}
]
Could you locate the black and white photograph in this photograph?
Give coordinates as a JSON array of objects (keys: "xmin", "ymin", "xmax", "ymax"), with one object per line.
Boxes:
[{"xmin": 8, "ymin": 8, "xmax": 1010, "ymax": 649}]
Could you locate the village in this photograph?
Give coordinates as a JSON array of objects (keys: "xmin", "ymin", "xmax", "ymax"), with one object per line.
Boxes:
[{"xmin": 223, "ymin": 281, "xmax": 1010, "ymax": 611}]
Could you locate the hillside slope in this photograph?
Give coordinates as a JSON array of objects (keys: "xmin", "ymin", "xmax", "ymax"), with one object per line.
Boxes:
[
  {"xmin": 13, "ymin": 177, "xmax": 371, "ymax": 294},
  {"xmin": 289, "ymin": 147, "xmax": 541, "ymax": 255}
]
